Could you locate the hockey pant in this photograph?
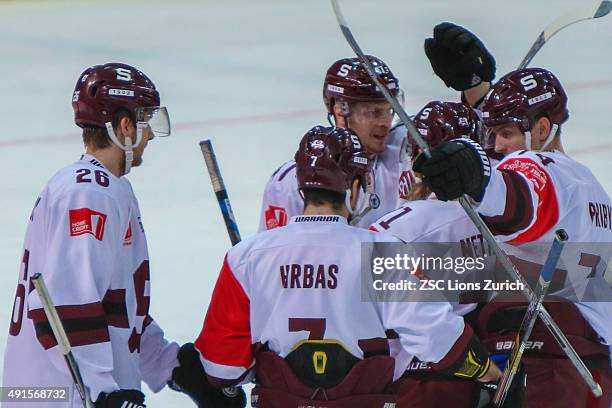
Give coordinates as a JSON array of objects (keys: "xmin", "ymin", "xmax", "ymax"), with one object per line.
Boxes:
[{"xmin": 477, "ymin": 295, "xmax": 612, "ymax": 408}]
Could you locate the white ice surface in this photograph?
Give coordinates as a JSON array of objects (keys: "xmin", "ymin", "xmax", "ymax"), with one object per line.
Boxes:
[{"xmin": 0, "ymin": 0, "xmax": 611, "ymax": 406}]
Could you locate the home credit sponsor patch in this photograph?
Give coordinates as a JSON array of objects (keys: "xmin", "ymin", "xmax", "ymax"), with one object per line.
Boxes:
[
  {"xmin": 69, "ymin": 208, "xmax": 107, "ymax": 240},
  {"xmin": 265, "ymin": 205, "xmax": 288, "ymax": 229}
]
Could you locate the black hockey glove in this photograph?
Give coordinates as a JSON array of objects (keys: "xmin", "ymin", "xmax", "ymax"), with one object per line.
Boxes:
[
  {"xmin": 94, "ymin": 389, "xmax": 145, "ymax": 408},
  {"xmin": 424, "ymin": 22, "xmax": 496, "ymax": 91},
  {"xmin": 479, "ymin": 365, "xmax": 526, "ymax": 408},
  {"xmin": 412, "ymin": 138, "xmax": 491, "ymax": 202},
  {"xmin": 169, "ymin": 343, "xmax": 246, "ymax": 408}
]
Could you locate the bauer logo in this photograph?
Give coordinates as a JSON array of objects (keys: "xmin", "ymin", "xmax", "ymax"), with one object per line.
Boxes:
[
  {"xmin": 109, "ymin": 89, "xmax": 135, "ymax": 97},
  {"xmin": 69, "ymin": 208, "xmax": 107, "ymax": 241}
]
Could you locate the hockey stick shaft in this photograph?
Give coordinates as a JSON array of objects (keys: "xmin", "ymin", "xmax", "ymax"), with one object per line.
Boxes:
[
  {"xmin": 493, "ymin": 230, "xmax": 567, "ymax": 406},
  {"xmin": 31, "ymin": 273, "xmax": 94, "ymax": 408},
  {"xmin": 330, "ymin": 0, "xmax": 602, "ymax": 397},
  {"xmin": 200, "ymin": 140, "xmax": 242, "ymax": 246},
  {"xmin": 519, "ymin": 0, "xmax": 612, "ymax": 69}
]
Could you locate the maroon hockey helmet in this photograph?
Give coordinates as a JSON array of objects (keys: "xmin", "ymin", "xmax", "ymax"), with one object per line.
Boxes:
[
  {"xmin": 323, "ymin": 56, "xmax": 399, "ymax": 114},
  {"xmin": 72, "ymin": 63, "xmax": 160, "ymax": 128},
  {"xmin": 295, "ymin": 126, "xmax": 371, "ymax": 194},
  {"xmin": 413, "ymin": 101, "xmax": 482, "ymax": 157},
  {"xmin": 481, "ymin": 67, "xmax": 569, "ymax": 132}
]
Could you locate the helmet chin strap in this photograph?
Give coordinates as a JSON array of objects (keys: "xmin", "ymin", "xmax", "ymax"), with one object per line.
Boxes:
[
  {"xmin": 346, "ymin": 187, "xmax": 372, "ymax": 225},
  {"xmin": 105, "ymin": 121, "xmax": 146, "ymax": 175},
  {"xmin": 525, "ymin": 124, "xmax": 558, "ymax": 152}
]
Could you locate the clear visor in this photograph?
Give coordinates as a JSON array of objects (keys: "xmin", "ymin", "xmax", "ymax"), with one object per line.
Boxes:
[{"xmin": 135, "ymin": 106, "xmax": 171, "ymax": 138}]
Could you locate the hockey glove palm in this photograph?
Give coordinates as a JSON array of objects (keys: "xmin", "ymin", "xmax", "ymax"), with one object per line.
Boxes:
[
  {"xmin": 424, "ymin": 22, "xmax": 496, "ymax": 91},
  {"xmin": 169, "ymin": 343, "xmax": 246, "ymax": 408},
  {"xmin": 412, "ymin": 139, "xmax": 491, "ymax": 201},
  {"xmin": 94, "ymin": 389, "xmax": 145, "ymax": 408}
]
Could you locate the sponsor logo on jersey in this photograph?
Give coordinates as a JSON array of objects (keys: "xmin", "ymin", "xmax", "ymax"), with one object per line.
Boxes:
[
  {"xmin": 69, "ymin": 208, "xmax": 107, "ymax": 240},
  {"xmin": 265, "ymin": 205, "xmax": 288, "ymax": 229},
  {"xmin": 123, "ymin": 223, "xmax": 133, "ymax": 246}
]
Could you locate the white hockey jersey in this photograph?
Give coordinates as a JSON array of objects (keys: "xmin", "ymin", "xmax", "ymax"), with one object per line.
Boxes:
[
  {"xmin": 370, "ymin": 199, "xmax": 484, "ymax": 317},
  {"xmin": 258, "ymin": 125, "xmax": 410, "ymax": 231},
  {"xmin": 2, "ymin": 154, "xmax": 178, "ymax": 407},
  {"xmin": 476, "ymin": 150, "xmax": 612, "ymax": 347},
  {"xmin": 195, "ymin": 215, "xmax": 467, "ymax": 383}
]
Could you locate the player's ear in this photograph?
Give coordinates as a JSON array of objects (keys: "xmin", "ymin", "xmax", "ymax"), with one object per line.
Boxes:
[
  {"xmin": 116, "ymin": 116, "xmax": 134, "ymax": 140},
  {"xmin": 534, "ymin": 116, "xmax": 551, "ymax": 143}
]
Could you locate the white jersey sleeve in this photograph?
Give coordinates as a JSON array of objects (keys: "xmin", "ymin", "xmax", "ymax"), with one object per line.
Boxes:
[
  {"xmin": 139, "ymin": 319, "xmax": 179, "ymax": 392},
  {"xmin": 258, "ymin": 161, "xmax": 303, "ymax": 232}
]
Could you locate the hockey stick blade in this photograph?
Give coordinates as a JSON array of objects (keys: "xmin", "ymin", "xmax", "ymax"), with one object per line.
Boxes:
[
  {"xmin": 493, "ymin": 230, "xmax": 569, "ymax": 406},
  {"xmin": 200, "ymin": 140, "xmax": 241, "ymax": 246},
  {"xmin": 519, "ymin": 0, "xmax": 612, "ymax": 69},
  {"xmin": 330, "ymin": 0, "xmax": 603, "ymax": 397},
  {"xmin": 31, "ymin": 273, "xmax": 94, "ymax": 408}
]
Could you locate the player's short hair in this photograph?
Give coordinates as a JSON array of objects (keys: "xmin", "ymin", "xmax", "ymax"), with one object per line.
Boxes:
[
  {"xmin": 303, "ymin": 187, "xmax": 346, "ymax": 211},
  {"xmin": 81, "ymin": 108, "xmax": 135, "ymax": 149}
]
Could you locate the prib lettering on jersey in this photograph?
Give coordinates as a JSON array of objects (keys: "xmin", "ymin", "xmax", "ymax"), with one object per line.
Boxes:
[
  {"xmin": 280, "ymin": 264, "xmax": 338, "ymax": 289},
  {"xmin": 69, "ymin": 208, "xmax": 107, "ymax": 241},
  {"xmin": 589, "ymin": 201, "xmax": 612, "ymax": 230}
]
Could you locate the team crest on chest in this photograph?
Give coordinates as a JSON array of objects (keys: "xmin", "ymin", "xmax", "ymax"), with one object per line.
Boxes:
[{"xmin": 369, "ymin": 193, "xmax": 380, "ymax": 209}]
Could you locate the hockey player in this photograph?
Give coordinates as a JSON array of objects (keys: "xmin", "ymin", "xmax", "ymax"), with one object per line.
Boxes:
[
  {"xmin": 171, "ymin": 125, "xmax": 502, "ymax": 407},
  {"xmin": 2, "ymin": 63, "xmax": 243, "ymax": 408},
  {"xmin": 371, "ymin": 100, "xmax": 503, "ymax": 407},
  {"xmin": 258, "ymin": 55, "xmax": 410, "ymax": 230},
  {"xmin": 413, "ymin": 67, "xmax": 612, "ymax": 407}
]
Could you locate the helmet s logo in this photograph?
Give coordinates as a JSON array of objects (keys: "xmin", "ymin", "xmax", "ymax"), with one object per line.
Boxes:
[
  {"xmin": 520, "ymin": 74, "xmax": 537, "ymax": 92},
  {"xmin": 350, "ymin": 134, "xmax": 361, "ymax": 149},
  {"xmin": 336, "ymin": 64, "xmax": 352, "ymax": 78},
  {"xmin": 115, "ymin": 68, "xmax": 133, "ymax": 82},
  {"xmin": 72, "ymin": 91, "xmax": 80, "ymax": 102},
  {"xmin": 420, "ymin": 107, "xmax": 432, "ymax": 120}
]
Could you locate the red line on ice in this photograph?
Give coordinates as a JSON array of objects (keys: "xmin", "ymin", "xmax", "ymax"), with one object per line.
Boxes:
[{"xmin": 2, "ymin": 78, "xmax": 612, "ymax": 150}]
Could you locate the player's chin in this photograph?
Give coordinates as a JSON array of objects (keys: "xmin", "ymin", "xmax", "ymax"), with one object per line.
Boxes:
[{"xmin": 366, "ymin": 137, "xmax": 386, "ymax": 154}]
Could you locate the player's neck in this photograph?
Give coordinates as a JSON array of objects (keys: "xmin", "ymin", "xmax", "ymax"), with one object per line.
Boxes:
[
  {"xmin": 304, "ymin": 203, "xmax": 349, "ymax": 219},
  {"xmin": 85, "ymin": 146, "xmax": 125, "ymax": 177}
]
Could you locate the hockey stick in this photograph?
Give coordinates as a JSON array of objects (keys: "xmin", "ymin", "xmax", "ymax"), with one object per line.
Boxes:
[
  {"xmin": 199, "ymin": 140, "xmax": 245, "ymax": 399},
  {"xmin": 31, "ymin": 273, "xmax": 94, "ymax": 408},
  {"xmin": 200, "ymin": 140, "xmax": 242, "ymax": 246},
  {"xmin": 519, "ymin": 0, "xmax": 612, "ymax": 69},
  {"xmin": 330, "ymin": 0, "xmax": 603, "ymax": 397},
  {"xmin": 493, "ymin": 229, "xmax": 568, "ymax": 406}
]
